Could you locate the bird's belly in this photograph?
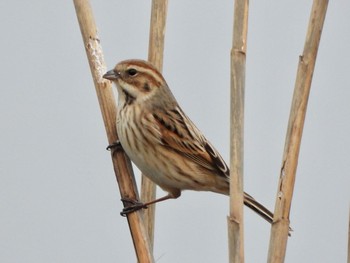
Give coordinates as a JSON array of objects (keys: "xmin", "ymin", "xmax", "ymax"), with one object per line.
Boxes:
[
  {"xmin": 120, "ymin": 141, "xmax": 175, "ymax": 190},
  {"xmin": 116, "ymin": 119, "xmax": 171, "ymax": 188},
  {"xmin": 116, "ymin": 113, "xmax": 228, "ymax": 195}
]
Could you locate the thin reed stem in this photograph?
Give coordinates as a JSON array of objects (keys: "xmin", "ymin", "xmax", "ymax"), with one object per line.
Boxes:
[
  {"xmin": 267, "ymin": 1, "xmax": 329, "ymax": 262},
  {"xmin": 228, "ymin": 1, "xmax": 249, "ymax": 262},
  {"xmin": 348, "ymin": 208, "xmax": 350, "ymax": 263},
  {"xmin": 73, "ymin": 0, "xmax": 154, "ymax": 262},
  {"xmin": 140, "ymin": 0, "xmax": 168, "ymax": 252}
]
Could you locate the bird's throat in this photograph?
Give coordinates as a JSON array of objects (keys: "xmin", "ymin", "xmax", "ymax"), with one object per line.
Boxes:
[{"xmin": 123, "ymin": 90, "xmax": 135, "ymax": 105}]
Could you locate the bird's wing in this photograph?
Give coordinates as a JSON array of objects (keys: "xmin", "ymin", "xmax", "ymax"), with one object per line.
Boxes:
[{"xmin": 151, "ymin": 106, "xmax": 229, "ymax": 179}]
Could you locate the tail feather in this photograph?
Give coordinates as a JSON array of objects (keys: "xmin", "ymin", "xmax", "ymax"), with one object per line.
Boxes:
[
  {"xmin": 243, "ymin": 192, "xmax": 293, "ymax": 235},
  {"xmin": 243, "ymin": 192, "xmax": 274, "ymax": 224}
]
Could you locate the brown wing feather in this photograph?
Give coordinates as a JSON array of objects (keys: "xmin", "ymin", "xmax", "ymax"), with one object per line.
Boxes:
[
  {"xmin": 152, "ymin": 107, "xmax": 229, "ymax": 178},
  {"xmin": 151, "ymin": 107, "xmax": 280, "ymax": 228}
]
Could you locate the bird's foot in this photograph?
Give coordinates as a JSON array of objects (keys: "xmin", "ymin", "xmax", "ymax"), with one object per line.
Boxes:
[
  {"xmin": 120, "ymin": 198, "xmax": 148, "ymax": 216},
  {"xmin": 106, "ymin": 140, "xmax": 123, "ymax": 152}
]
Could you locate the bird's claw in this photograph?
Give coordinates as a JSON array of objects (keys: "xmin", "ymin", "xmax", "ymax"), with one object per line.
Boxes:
[
  {"xmin": 106, "ymin": 140, "xmax": 122, "ymax": 151},
  {"xmin": 120, "ymin": 198, "xmax": 148, "ymax": 217}
]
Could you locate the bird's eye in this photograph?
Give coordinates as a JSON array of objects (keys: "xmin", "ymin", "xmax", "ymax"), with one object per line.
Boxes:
[{"xmin": 127, "ymin": 68, "xmax": 138, "ymax": 76}]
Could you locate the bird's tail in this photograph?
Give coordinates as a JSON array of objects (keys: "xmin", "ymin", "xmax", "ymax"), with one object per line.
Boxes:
[{"xmin": 243, "ymin": 192, "xmax": 274, "ymax": 224}]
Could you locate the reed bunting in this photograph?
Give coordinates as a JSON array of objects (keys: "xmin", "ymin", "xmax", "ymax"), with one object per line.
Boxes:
[{"xmin": 103, "ymin": 59, "xmax": 273, "ymax": 224}]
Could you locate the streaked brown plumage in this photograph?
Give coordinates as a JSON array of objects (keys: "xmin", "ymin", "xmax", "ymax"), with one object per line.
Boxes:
[{"xmin": 103, "ymin": 59, "xmax": 273, "ymax": 224}]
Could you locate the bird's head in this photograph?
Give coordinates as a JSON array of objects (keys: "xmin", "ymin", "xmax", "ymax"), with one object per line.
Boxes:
[{"xmin": 103, "ymin": 59, "xmax": 170, "ymax": 105}]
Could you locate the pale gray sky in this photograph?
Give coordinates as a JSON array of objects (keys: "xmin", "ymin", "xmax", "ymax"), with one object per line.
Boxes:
[{"xmin": 1, "ymin": 1, "xmax": 349, "ymax": 262}]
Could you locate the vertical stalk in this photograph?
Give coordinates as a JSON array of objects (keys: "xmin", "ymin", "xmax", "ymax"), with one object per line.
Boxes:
[
  {"xmin": 141, "ymin": 0, "xmax": 168, "ymax": 252},
  {"xmin": 348, "ymin": 208, "xmax": 350, "ymax": 263},
  {"xmin": 73, "ymin": 0, "xmax": 154, "ymax": 262},
  {"xmin": 267, "ymin": 1, "xmax": 328, "ymax": 262},
  {"xmin": 228, "ymin": 1, "xmax": 249, "ymax": 262}
]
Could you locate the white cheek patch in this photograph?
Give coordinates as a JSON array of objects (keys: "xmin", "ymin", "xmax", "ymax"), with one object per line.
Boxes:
[
  {"xmin": 120, "ymin": 81, "xmax": 140, "ymax": 98},
  {"xmin": 119, "ymin": 80, "xmax": 156, "ymax": 103}
]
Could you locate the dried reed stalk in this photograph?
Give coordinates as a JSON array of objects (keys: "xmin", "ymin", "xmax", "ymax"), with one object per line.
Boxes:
[
  {"xmin": 73, "ymin": 0, "xmax": 154, "ymax": 262},
  {"xmin": 141, "ymin": 0, "xmax": 168, "ymax": 252},
  {"xmin": 267, "ymin": 1, "xmax": 328, "ymax": 262},
  {"xmin": 228, "ymin": 0, "xmax": 249, "ymax": 262},
  {"xmin": 348, "ymin": 208, "xmax": 350, "ymax": 263}
]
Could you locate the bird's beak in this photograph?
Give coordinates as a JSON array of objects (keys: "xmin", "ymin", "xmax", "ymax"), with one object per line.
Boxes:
[{"xmin": 103, "ymin": 70, "xmax": 119, "ymax": 80}]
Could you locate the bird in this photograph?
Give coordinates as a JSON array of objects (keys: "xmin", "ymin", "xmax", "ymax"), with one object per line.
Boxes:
[{"xmin": 103, "ymin": 59, "xmax": 274, "ymax": 224}]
